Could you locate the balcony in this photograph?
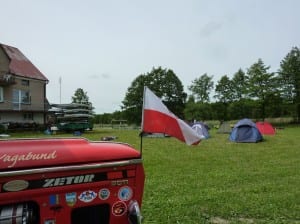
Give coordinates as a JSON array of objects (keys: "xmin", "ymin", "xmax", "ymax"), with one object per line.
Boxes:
[{"xmin": 0, "ymin": 74, "xmax": 16, "ymax": 86}]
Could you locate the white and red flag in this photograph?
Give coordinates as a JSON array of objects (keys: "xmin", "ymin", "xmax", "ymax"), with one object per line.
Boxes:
[{"xmin": 141, "ymin": 86, "xmax": 201, "ymax": 145}]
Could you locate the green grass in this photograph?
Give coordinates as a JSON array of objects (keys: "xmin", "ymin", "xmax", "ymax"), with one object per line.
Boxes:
[{"xmin": 4, "ymin": 127, "xmax": 300, "ymax": 223}]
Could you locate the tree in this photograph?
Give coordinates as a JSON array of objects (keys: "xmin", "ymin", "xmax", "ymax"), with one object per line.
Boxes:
[
  {"xmin": 184, "ymin": 102, "xmax": 213, "ymax": 121},
  {"xmin": 227, "ymin": 69, "xmax": 250, "ymax": 120},
  {"xmin": 121, "ymin": 74, "xmax": 147, "ymax": 124},
  {"xmin": 214, "ymin": 75, "xmax": 234, "ymax": 103},
  {"xmin": 122, "ymin": 67, "xmax": 186, "ymax": 124},
  {"xmin": 231, "ymin": 68, "xmax": 248, "ymax": 101},
  {"xmin": 247, "ymin": 59, "xmax": 278, "ymax": 120},
  {"xmin": 188, "ymin": 74, "xmax": 214, "ymax": 103},
  {"xmin": 93, "ymin": 113, "xmax": 112, "ymax": 124},
  {"xmin": 278, "ymin": 46, "xmax": 300, "ymax": 122},
  {"xmin": 71, "ymin": 88, "xmax": 92, "ymax": 107},
  {"xmin": 228, "ymin": 99, "xmax": 259, "ymax": 120},
  {"xmin": 214, "ymin": 75, "xmax": 233, "ymax": 120}
]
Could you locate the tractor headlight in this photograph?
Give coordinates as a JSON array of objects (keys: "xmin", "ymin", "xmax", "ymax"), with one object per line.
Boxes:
[{"xmin": 128, "ymin": 200, "xmax": 142, "ymax": 224}]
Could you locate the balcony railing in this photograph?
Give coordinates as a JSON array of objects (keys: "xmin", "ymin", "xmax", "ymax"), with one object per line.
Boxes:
[{"xmin": 0, "ymin": 74, "xmax": 16, "ymax": 86}]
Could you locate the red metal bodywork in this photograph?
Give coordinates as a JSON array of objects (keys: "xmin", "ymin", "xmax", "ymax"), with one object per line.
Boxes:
[{"xmin": 0, "ymin": 138, "xmax": 145, "ymax": 224}]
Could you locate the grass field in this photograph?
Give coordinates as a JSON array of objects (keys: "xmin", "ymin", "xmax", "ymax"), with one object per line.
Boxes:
[{"xmin": 4, "ymin": 126, "xmax": 300, "ymax": 223}]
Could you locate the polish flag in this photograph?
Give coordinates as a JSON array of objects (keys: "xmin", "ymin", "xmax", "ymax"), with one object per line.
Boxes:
[{"xmin": 141, "ymin": 87, "xmax": 201, "ymax": 145}]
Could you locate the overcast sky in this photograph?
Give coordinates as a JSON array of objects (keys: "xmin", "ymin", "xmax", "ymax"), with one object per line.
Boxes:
[{"xmin": 1, "ymin": 0, "xmax": 299, "ymax": 113}]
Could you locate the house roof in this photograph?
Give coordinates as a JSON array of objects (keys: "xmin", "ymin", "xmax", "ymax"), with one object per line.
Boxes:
[{"xmin": 0, "ymin": 43, "xmax": 48, "ymax": 82}]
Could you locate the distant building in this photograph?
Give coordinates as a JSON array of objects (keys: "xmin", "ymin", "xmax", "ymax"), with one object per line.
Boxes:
[{"xmin": 0, "ymin": 43, "xmax": 49, "ymax": 126}]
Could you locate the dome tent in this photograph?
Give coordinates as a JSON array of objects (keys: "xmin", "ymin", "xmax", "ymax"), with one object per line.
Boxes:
[
  {"xmin": 229, "ymin": 118, "xmax": 263, "ymax": 143},
  {"xmin": 191, "ymin": 122, "xmax": 210, "ymax": 139},
  {"xmin": 217, "ymin": 121, "xmax": 232, "ymax": 134},
  {"xmin": 256, "ymin": 121, "xmax": 276, "ymax": 135}
]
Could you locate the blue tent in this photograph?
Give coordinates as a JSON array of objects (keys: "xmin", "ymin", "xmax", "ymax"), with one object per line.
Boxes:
[
  {"xmin": 229, "ymin": 119, "xmax": 263, "ymax": 143},
  {"xmin": 191, "ymin": 122, "xmax": 210, "ymax": 139}
]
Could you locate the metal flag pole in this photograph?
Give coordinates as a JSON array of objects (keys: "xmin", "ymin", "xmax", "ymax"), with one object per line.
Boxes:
[
  {"xmin": 140, "ymin": 131, "xmax": 143, "ymax": 158},
  {"xmin": 139, "ymin": 86, "xmax": 147, "ymax": 157}
]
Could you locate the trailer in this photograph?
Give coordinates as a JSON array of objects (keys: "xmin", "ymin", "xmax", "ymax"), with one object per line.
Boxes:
[
  {"xmin": 56, "ymin": 121, "xmax": 93, "ymax": 132},
  {"xmin": 48, "ymin": 103, "xmax": 94, "ymax": 132},
  {"xmin": 0, "ymin": 138, "xmax": 144, "ymax": 224}
]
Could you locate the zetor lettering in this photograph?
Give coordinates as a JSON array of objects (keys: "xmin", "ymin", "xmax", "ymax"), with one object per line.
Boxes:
[{"xmin": 43, "ymin": 174, "xmax": 95, "ymax": 188}]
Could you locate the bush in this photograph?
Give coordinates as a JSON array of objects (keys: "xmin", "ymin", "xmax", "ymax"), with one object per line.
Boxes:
[{"xmin": 0, "ymin": 124, "xmax": 7, "ymax": 134}]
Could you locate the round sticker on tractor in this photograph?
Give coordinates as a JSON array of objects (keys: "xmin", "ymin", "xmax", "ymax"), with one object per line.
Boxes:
[
  {"xmin": 3, "ymin": 180, "xmax": 29, "ymax": 192},
  {"xmin": 78, "ymin": 190, "xmax": 97, "ymax": 203},
  {"xmin": 112, "ymin": 201, "xmax": 127, "ymax": 216},
  {"xmin": 99, "ymin": 188, "xmax": 110, "ymax": 200},
  {"xmin": 118, "ymin": 186, "xmax": 133, "ymax": 201}
]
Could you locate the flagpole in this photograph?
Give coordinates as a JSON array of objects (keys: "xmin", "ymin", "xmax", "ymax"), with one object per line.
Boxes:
[
  {"xmin": 140, "ymin": 132, "xmax": 143, "ymax": 157},
  {"xmin": 139, "ymin": 86, "xmax": 147, "ymax": 157},
  {"xmin": 141, "ymin": 86, "xmax": 146, "ymax": 131}
]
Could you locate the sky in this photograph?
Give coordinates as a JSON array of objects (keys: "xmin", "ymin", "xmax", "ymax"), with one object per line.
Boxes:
[{"xmin": 1, "ymin": 0, "xmax": 300, "ymax": 114}]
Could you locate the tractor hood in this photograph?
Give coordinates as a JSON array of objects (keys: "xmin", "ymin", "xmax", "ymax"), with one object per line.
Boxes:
[{"xmin": 0, "ymin": 138, "xmax": 141, "ymax": 171}]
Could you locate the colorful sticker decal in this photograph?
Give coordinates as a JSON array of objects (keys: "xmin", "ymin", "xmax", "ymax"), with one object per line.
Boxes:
[
  {"xmin": 99, "ymin": 188, "xmax": 110, "ymax": 200},
  {"xmin": 78, "ymin": 190, "xmax": 97, "ymax": 203},
  {"xmin": 112, "ymin": 201, "xmax": 127, "ymax": 216},
  {"xmin": 65, "ymin": 192, "xmax": 77, "ymax": 207},
  {"xmin": 49, "ymin": 194, "xmax": 59, "ymax": 206},
  {"xmin": 44, "ymin": 219, "xmax": 56, "ymax": 224},
  {"xmin": 118, "ymin": 186, "xmax": 133, "ymax": 201}
]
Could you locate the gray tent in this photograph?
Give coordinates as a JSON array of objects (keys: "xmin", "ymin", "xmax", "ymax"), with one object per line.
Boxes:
[{"xmin": 217, "ymin": 121, "xmax": 232, "ymax": 134}]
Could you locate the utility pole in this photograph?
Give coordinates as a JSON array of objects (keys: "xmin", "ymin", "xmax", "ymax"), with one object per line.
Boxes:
[{"xmin": 59, "ymin": 76, "xmax": 62, "ymax": 104}]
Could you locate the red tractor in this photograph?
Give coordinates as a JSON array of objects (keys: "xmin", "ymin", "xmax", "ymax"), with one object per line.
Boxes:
[{"xmin": 0, "ymin": 138, "xmax": 144, "ymax": 224}]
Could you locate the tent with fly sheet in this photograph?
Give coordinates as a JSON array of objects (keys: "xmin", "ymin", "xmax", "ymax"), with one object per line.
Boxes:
[
  {"xmin": 191, "ymin": 122, "xmax": 210, "ymax": 139},
  {"xmin": 256, "ymin": 121, "xmax": 276, "ymax": 135},
  {"xmin": 229, "ymin": 118, "xmax": 263, "ymax": 143}
]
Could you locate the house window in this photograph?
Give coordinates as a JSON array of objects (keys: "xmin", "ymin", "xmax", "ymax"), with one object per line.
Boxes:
[
  {"xmin": 21, "ymin": 79, "xmax": 30, "ymax": 86},
  {"xmin": 13, "ymin": 89, "xmax": 31, "ymax": 104},
  {"xmin": 0, "ymin": 87, "xmax": 3, "ymax": 102},
  {"xmin": 23, "ymin": 113, "xmax": 33, "ymax": 120}
]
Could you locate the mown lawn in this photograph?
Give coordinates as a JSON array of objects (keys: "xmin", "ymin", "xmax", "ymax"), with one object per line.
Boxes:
[{"xmin": 5, "ymin": 126, "xmax": 300, "ymax": 223}]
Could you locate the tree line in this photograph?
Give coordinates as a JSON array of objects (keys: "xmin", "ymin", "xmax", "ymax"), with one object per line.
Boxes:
[{"xmin": 93, "ymin": 46, "xmax": 300, "ymax": 125}]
